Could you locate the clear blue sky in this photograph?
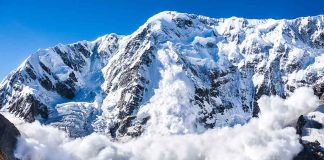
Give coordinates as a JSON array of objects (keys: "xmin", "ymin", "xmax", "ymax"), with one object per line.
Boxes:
[{"xmin": 0, "ymin": 0, "xmax": 323, "ymax": 80}]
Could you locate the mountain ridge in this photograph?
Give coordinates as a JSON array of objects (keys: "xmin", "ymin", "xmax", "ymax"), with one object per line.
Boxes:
[{"xmin": 0, "ymin": 11, "xmax": 323, "ymax": 140}]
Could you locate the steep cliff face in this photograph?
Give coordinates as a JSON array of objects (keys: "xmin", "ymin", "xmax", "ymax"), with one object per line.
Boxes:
[
  {"xmin": 0, "ymin": 114, "xmax": 20, "ymax": 160},
  {"xmin": 0, "ymin": 11, "xmax": 323, "ymax": 139}
]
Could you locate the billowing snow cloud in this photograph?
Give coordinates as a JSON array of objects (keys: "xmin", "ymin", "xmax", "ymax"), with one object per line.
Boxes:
[{"xmin": 4, "ymin": 87, "xmax": 320, "ymax": 160}]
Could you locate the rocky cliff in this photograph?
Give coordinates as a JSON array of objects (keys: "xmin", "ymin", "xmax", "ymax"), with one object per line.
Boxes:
[{"xmin": 0, "ymin": 114, "xmax": 20, "ymax": 160}]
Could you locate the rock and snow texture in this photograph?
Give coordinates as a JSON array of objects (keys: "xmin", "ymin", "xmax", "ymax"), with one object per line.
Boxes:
[
  {"xmin": 295, "ymin": 105, "xmax": 324, "ymax": 159},
  {"xmin": 0, "ymin": 11, "xmax": 323, "ymax": 139}
]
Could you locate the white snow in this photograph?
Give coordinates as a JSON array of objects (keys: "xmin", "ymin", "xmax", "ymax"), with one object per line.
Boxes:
[{"xmin": 137, "ymin": 45, "xmax": 200, "ymax": 135}]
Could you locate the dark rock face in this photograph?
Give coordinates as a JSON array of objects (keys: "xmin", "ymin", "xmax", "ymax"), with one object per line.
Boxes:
[
  {"xmin": 296, "ymin": 115, "xmax": 307, "ymax": 136},
  {"xmin": 0, "ymin": 114, "xmax": 20, "ymax": 160},
  {"xmin": 39, "ymin": 75, "xmax": 54, "ymax": 91},
  {"xmin": 102, "ymin": 35, "xmax": 155, "ymax": 138},
  {"xmin": 55, "ymin": 79, "xmax": 76, "ymax": 100},
  {"xmin": 295, "ymin": 114, "xmax": 324, "ymax": 160},
  {"xmin": 53, "ymin": 46, "xmax": 87, "ymax": 71},
  {"xmin": 294, "ymin": 141, "xmax": 324, "ymax": 160},
  {"xmin": 314, "ymin": 83, "xmax": 324, "ymax": 102},
  {"xmin": 9, "ymin": 94, "xmax": 48, "ymax": 123}
]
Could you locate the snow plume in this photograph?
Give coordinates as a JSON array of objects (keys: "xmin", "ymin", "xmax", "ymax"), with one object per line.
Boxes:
[
  {"xmin": 4, "ymin": 87, "xmax": 320, "ymax": 160},
  {"xmin": 137, "ymin": 47, "xmax": 200, "ymax": 135}
]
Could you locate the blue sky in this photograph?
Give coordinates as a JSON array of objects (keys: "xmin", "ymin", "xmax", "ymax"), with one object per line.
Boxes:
[{"xmin": 0, "ymin": 0, "xmax": 323, "ymax": 80}]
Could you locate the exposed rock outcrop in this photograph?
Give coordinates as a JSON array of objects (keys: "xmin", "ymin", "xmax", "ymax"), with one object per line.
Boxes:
[
  {"xmin": 295, "ymin": 106, "xmax": 324, "ymax": 160},
  {"xmin": 0, "ymin": 114, "xmax": 20, "ymax": 160}
]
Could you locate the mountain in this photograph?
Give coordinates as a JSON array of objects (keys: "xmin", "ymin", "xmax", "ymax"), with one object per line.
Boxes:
[{"xmin": 0, "ymin": 11, "xmax": 323, "ymax": 141}]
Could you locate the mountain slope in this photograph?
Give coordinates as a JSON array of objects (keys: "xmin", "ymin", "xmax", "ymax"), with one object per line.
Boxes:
[{"xmin": 0, "ymin": 11, "xmax": 323, "ymax": 139}]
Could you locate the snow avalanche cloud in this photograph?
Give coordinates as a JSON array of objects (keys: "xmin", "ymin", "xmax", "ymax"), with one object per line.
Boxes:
[{"xmin": 4, "ymin": 87, "xmax": 320, "ymax": 160}]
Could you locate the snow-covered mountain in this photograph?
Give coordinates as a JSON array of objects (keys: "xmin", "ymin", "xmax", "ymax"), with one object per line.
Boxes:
[{"xmin": 0, "ymin": 11, "xmax": 323, "ymax": 141}]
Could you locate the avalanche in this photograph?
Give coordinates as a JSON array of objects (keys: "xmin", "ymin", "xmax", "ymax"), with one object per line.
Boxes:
[{"xmin": 3, "ymin": 87, "xmax": 320, "ymax": 160}]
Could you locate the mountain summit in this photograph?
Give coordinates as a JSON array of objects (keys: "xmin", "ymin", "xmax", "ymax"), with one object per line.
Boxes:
[{"xmin": 0, "ymin": 11, "xmax": 323, "ymax": 140}]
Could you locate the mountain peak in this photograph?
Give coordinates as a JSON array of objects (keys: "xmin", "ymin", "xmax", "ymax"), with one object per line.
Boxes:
[{"xmin": 147, "ymin": 11, "xmax": 183, "ymax": 23}]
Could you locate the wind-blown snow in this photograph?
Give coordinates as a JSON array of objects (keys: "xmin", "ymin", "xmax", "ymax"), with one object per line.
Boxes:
[
  {"xmin": 3, "ymin": 87, "xmax": 320, "ymax": 160},
  {"xmin": 137, "ymin": 46, "xmax": 201, "ymax": 135}
]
